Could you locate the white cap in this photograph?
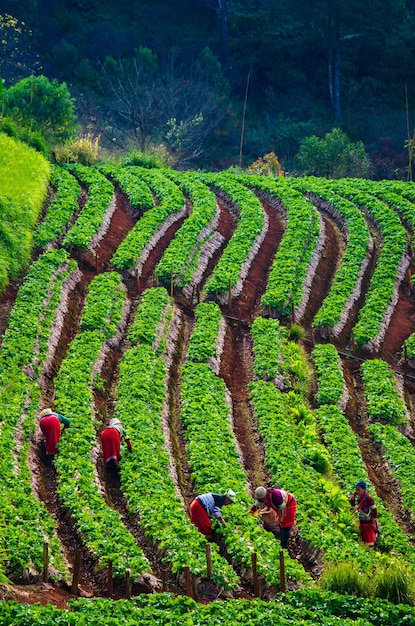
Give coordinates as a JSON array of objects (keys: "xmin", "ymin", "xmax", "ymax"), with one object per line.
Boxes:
[
  {"xmin": 109, "ymin": 418, "xmax": 123, "ymax": 435},
  {"xmin": 255, "ymin": 486, "xmax": 267, "ymax": 500}
]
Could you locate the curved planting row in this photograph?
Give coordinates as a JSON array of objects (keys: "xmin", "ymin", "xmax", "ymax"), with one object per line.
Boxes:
[
  {"xmin": 111, "ymin": 168, "xmax": 186, "ymax": 275},
  {"xmin": 62, "ymin": 164, "xmax": 115, "ymax": 251},
  {"xmin": 156, "ymin": 171, "xmax": 224, "ymax": 294},
  {"xmin": 201, "ymin": 173, "xmax": 267, "ymax": 300},
  {"xmin": 361, "ymin": 359, "xmax": 408, "ymax": 426},
  {"xmin": 0, "ymin": 249, "xmax": 78, "ymax": 581},
  {"xmin": 329, "ymin": 181, "xmax": 409, "ymax": 350},
  {"xmin": 0, "ymin": 133, "xmax": 50, "ymax": 291},
  {"xmin": 311, "ymin": 343, "xmax": 349, "ymax": 409},
  {"xmin": 99, "ymin": 165, "xmax": 154, "ymax": 213},
  {"xmin": 241, "ymin": 175, "xmax": 322, "ymax": 318},
  {"xmin": 34, "ymin": 165, "xmax": 81, "ymax": 248},
  {"xmin": 291, "ymin": 177, "xmax": 372, "ymax": 336},
  {"xmin": 313, "ymin": 350, "xmax": 415, "ymax": 559},
  {"xmin": 181, "ymin": 303, "xmax": 309, "ymax": 587},
  {"xmin": 53, "ymin": 272, "xmax": 150, "ymax": 579},
  {"xmin": 113, "ymin": 288, "xmax": 237, "ymax": 588}
]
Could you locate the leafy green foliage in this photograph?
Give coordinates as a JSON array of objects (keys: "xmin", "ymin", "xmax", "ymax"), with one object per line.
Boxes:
[
  {"xmin": 111, "ymin": 168, "xmax": 184, "ymax": 271},
  {"xmin": 34, "ymin": 165, "xmax": 81, "ymax": 248},
  {"xmin": 62, "ymin": 163, "xmax": 114, "ymax": 249},
  {"xmin": 4, "ymin": 75, "xmax": 77, "ymax": 145},
  {"xmin": 296, "ymin": 128, "xmax": 371, "ymax": 179},
  {"xmin": 54, "ymin": 274, "xmax": 150, "ymax": 579},
  {"xmin": 200, "ymin": 172, "xmax": 266, "ymax": 296},
  {"xmin": 0, "ymin": 133, "xmax": 50, "ymax": 291},
  {"xmin": 290, "ymin": 177, "xmax": 370, "ymax": 333},
  {"xmin": 312, "ymin": 344, "xmax": 346, "ymax": 407},
  {"xmin": 155, "ymin": 171, "xmax": 220, "ymax": 288},
  {"xmin": 361, "ymin": 359, "xmax": 407, "ymax": 425}
]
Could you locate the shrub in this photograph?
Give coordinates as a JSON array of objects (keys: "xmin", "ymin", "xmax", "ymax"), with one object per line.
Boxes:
[
  {"xmin": 123, "ymin": 146, "xmax": 172, "ymax": 169},
  {"xmin": 296, "ymin": 127, "xmax": 371, "ymax": 178},
  {"xmin": 288, "ymin": 323, "xmax": 306, "ymax": 342},
  {"xmin": 54, "ymin": 133, "xmax": 100, "ymax": 165}
]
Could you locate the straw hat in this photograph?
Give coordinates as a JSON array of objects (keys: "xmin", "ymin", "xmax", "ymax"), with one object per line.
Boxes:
[{"xmin": 39, "ymin": 408, "xmax": 53, "ymax": 419}]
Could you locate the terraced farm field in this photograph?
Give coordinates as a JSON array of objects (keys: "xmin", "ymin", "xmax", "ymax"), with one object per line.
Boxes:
[{"xmin": 2, "ymin": 140, "xmax": 415, "ymax": 623}]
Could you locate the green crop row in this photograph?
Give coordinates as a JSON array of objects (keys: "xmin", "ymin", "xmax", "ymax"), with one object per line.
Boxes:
[
  {"xmin": 0, "ymin": 134, "xmax": 50, "ymax": 292},
  {"xmin": 4, "ymin": 587, "xmax": 415, "ymax": 625},
  {"xmin": 79, "ymin": 272, "xmax": 127, "ymax": 340},
  {"xmin": 315, "ymin": 405, "xmax": 415, "ymax": 559},
  {"xmin": 242, "ymin": 175, "xmax": 321, "ymax": 315},
  {"xmin": 291, "ymin": 177, "xmax": 371, "ymax": 333},
  {"xmin": 330, "ymin": 181, "xmax": 408, "ymax": 349},
  {"xmin": 186, "ymin": 302, "xmax": 222, "ymax": 364},
  {"xmin": 181, "ymin": 306, "xmax": 309, "ymax": 586},
  {"xmin": 155, "ymin": 170, "xmax": 220, "ymax": 289},
  {"xmin": 251, "ymin": 316, "xmax": 311, "ymax": 395},
  {"xmin": 369, "ymin": 422, "xmax": 415, "ymax": 524},
  {"xmin": 62, "ymin": 163, "xmax": 115, "ymax": 249},
  {"xmin": 111, "ymin": 168, "xmax": 185, "ymax": 271},
  {"xmin": 99, "ymin": 164, "xmax": 154, "ymax": 211},
  {"xmin": 361, "ymin": 359, "xmax": 407, "ymax": 425},
  {"xmin": 312, "ymin": 344, "xmax": 347, "ymax": 407},
  {"xmin": 54, "ymin": 273, "xmax": 150, "ymax": 579},
  {"xmin": 113, "ymin": 288, "xmax": 238, "ymax": 588},
  {"xmin": 34, "ymin": 165, "xmax": 81, "ymax": 248},
  {"xmin": 0, "ymin": 250, "xmax": 77, "ymax": 581},
  {"xmin": 201, "ymin": 172, "xmax": 266, "ymax": 296}
]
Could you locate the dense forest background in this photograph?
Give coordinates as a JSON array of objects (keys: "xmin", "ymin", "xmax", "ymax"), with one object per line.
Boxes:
[{"xmin": 2, "ymin": 0, "xmax": 415, "ymax": 175}]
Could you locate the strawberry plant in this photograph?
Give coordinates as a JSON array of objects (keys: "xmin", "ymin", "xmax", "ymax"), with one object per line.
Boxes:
[{"xmin": 361, "ymin": 359, "xmax": 407, "ymax": 425}]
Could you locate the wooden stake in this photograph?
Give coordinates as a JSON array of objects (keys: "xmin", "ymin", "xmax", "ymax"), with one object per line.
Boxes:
[
  {"xmin": 291, "ymin": 301, "xmax": 295, "ymax": 324},
  {"xmin": 279, "ymin": 549, "xmax": 286, "ymax": 593},
  {"xmin": 205, "ymin": 543, "xmax": 212, "ymax": 579},
  {"xmin": 191, "ymin": 284, "xmax": 195, "ymax": 304},
  {"xmin": 107, "ymin": 559, "xmax": 113, "ymax": 596},
  {"xmin": 125, "ymin": 568, "xmax": 132, "ymax": 599},
  {"xmin": 185, "ymin": 566, "xmax": 193, "ymax": 598},
  {"xmin": 197, "ymin": 284, "xmax": 200, "ymax": 303},
  {"xmin": 251, "ymin": 551, "xmax": 261, "ymax": 598},
  {"xmin": 43, "ymin": 540, "xmax": 49, "ymax": 583},
  {"xmin": 71, "ymin": 550, "xmax": 81, "ymax": 595},
  {"xmin": 162, "ymin": 570, "xmax": 168, "ymax": 592}
]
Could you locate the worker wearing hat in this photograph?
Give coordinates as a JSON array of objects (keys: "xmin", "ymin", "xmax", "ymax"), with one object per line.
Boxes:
[
  {"xmin": 190, "ymin": 489, "xmax": 236, "ymax": 538},
  {"xmin": 38, "ymin": 407, "xmax": 70, "ymax": 462},
  {"xmin": 350, "ymin": 480, "xmax": 379, "ymax": 546},
  {"xmin": 100, "ymin": 417, "xmax": 132, "ymax": 470},
  {"xmin": 249, "ymin": 486, "xmax": 297, "ymax": 548}
]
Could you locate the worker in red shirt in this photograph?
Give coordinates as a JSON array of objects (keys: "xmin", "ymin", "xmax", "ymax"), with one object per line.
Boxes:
[
  {"xmin": 350, "ymin": 480, "xmax": 379, "ymax": 546},
  {"xmin": 38, "ymin": 407, "xmax": 70, "ymax": 463},
  {"xmin": 250, "ymin": 486, "xmax": 297, "ymax": 548},
  {"xmin": 100, "ymin": 418, "xmax": 132, "ymax": 472}
]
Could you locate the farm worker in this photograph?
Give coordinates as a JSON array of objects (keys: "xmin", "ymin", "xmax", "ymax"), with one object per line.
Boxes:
[
  {"xmin": 350, "ymin": 480, "xmax": 379, "ymax": 546},
  {"xmin": 249, "ymin": 486, "xmax": 297, "ymax": 548},
  {"xmin": 100, "ymin": 418, "xmax": 132, "ymax": 469},
  {"xmin": 38, "ymin": 407, "xmax": 70, "ymax": 461},
  {"xmin": 189, "ymin": 489, "xmax": 236, "ymax": 538}
]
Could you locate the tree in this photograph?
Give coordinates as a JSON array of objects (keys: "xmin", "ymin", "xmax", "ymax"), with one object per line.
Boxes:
[
  {"xmin": 0, "ymin": 13, "xmax": 41, "ymax": 85},
  {"xmin": 296, "ymin": 127, "xmax": 371, "ymax": 178},
  {"xmin": 4, "ymin": 75, "xmax": 78, "ymax": 144}
]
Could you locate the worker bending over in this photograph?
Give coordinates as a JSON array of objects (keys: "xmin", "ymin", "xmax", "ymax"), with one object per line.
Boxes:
[
  {"xmin": 250, "ymin": 486, "xmax": 297, "ymax": 548},
  {"xmin": 190, "ymin": 489, "xmax": 236, "ymax": 539},
  {"xmin": 38, "ymin": 407, "xmax": 70, "ymax": 463},
  {"xmin": 100, "ymin": 417, "xmax": 132, "ymax": 472}
]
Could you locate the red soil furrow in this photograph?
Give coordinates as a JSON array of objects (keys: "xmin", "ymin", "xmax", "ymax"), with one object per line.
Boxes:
[
  {"xmin": 381, "ymin": 264, "xmax": 415, "ymax": 367},
  {"xmin": 300, "ymin": 216, "xmax": 341, "ymax": 329},
  {"xmin": 226, "ymin": 201, "xmax": 284, "ymax": 323}
]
